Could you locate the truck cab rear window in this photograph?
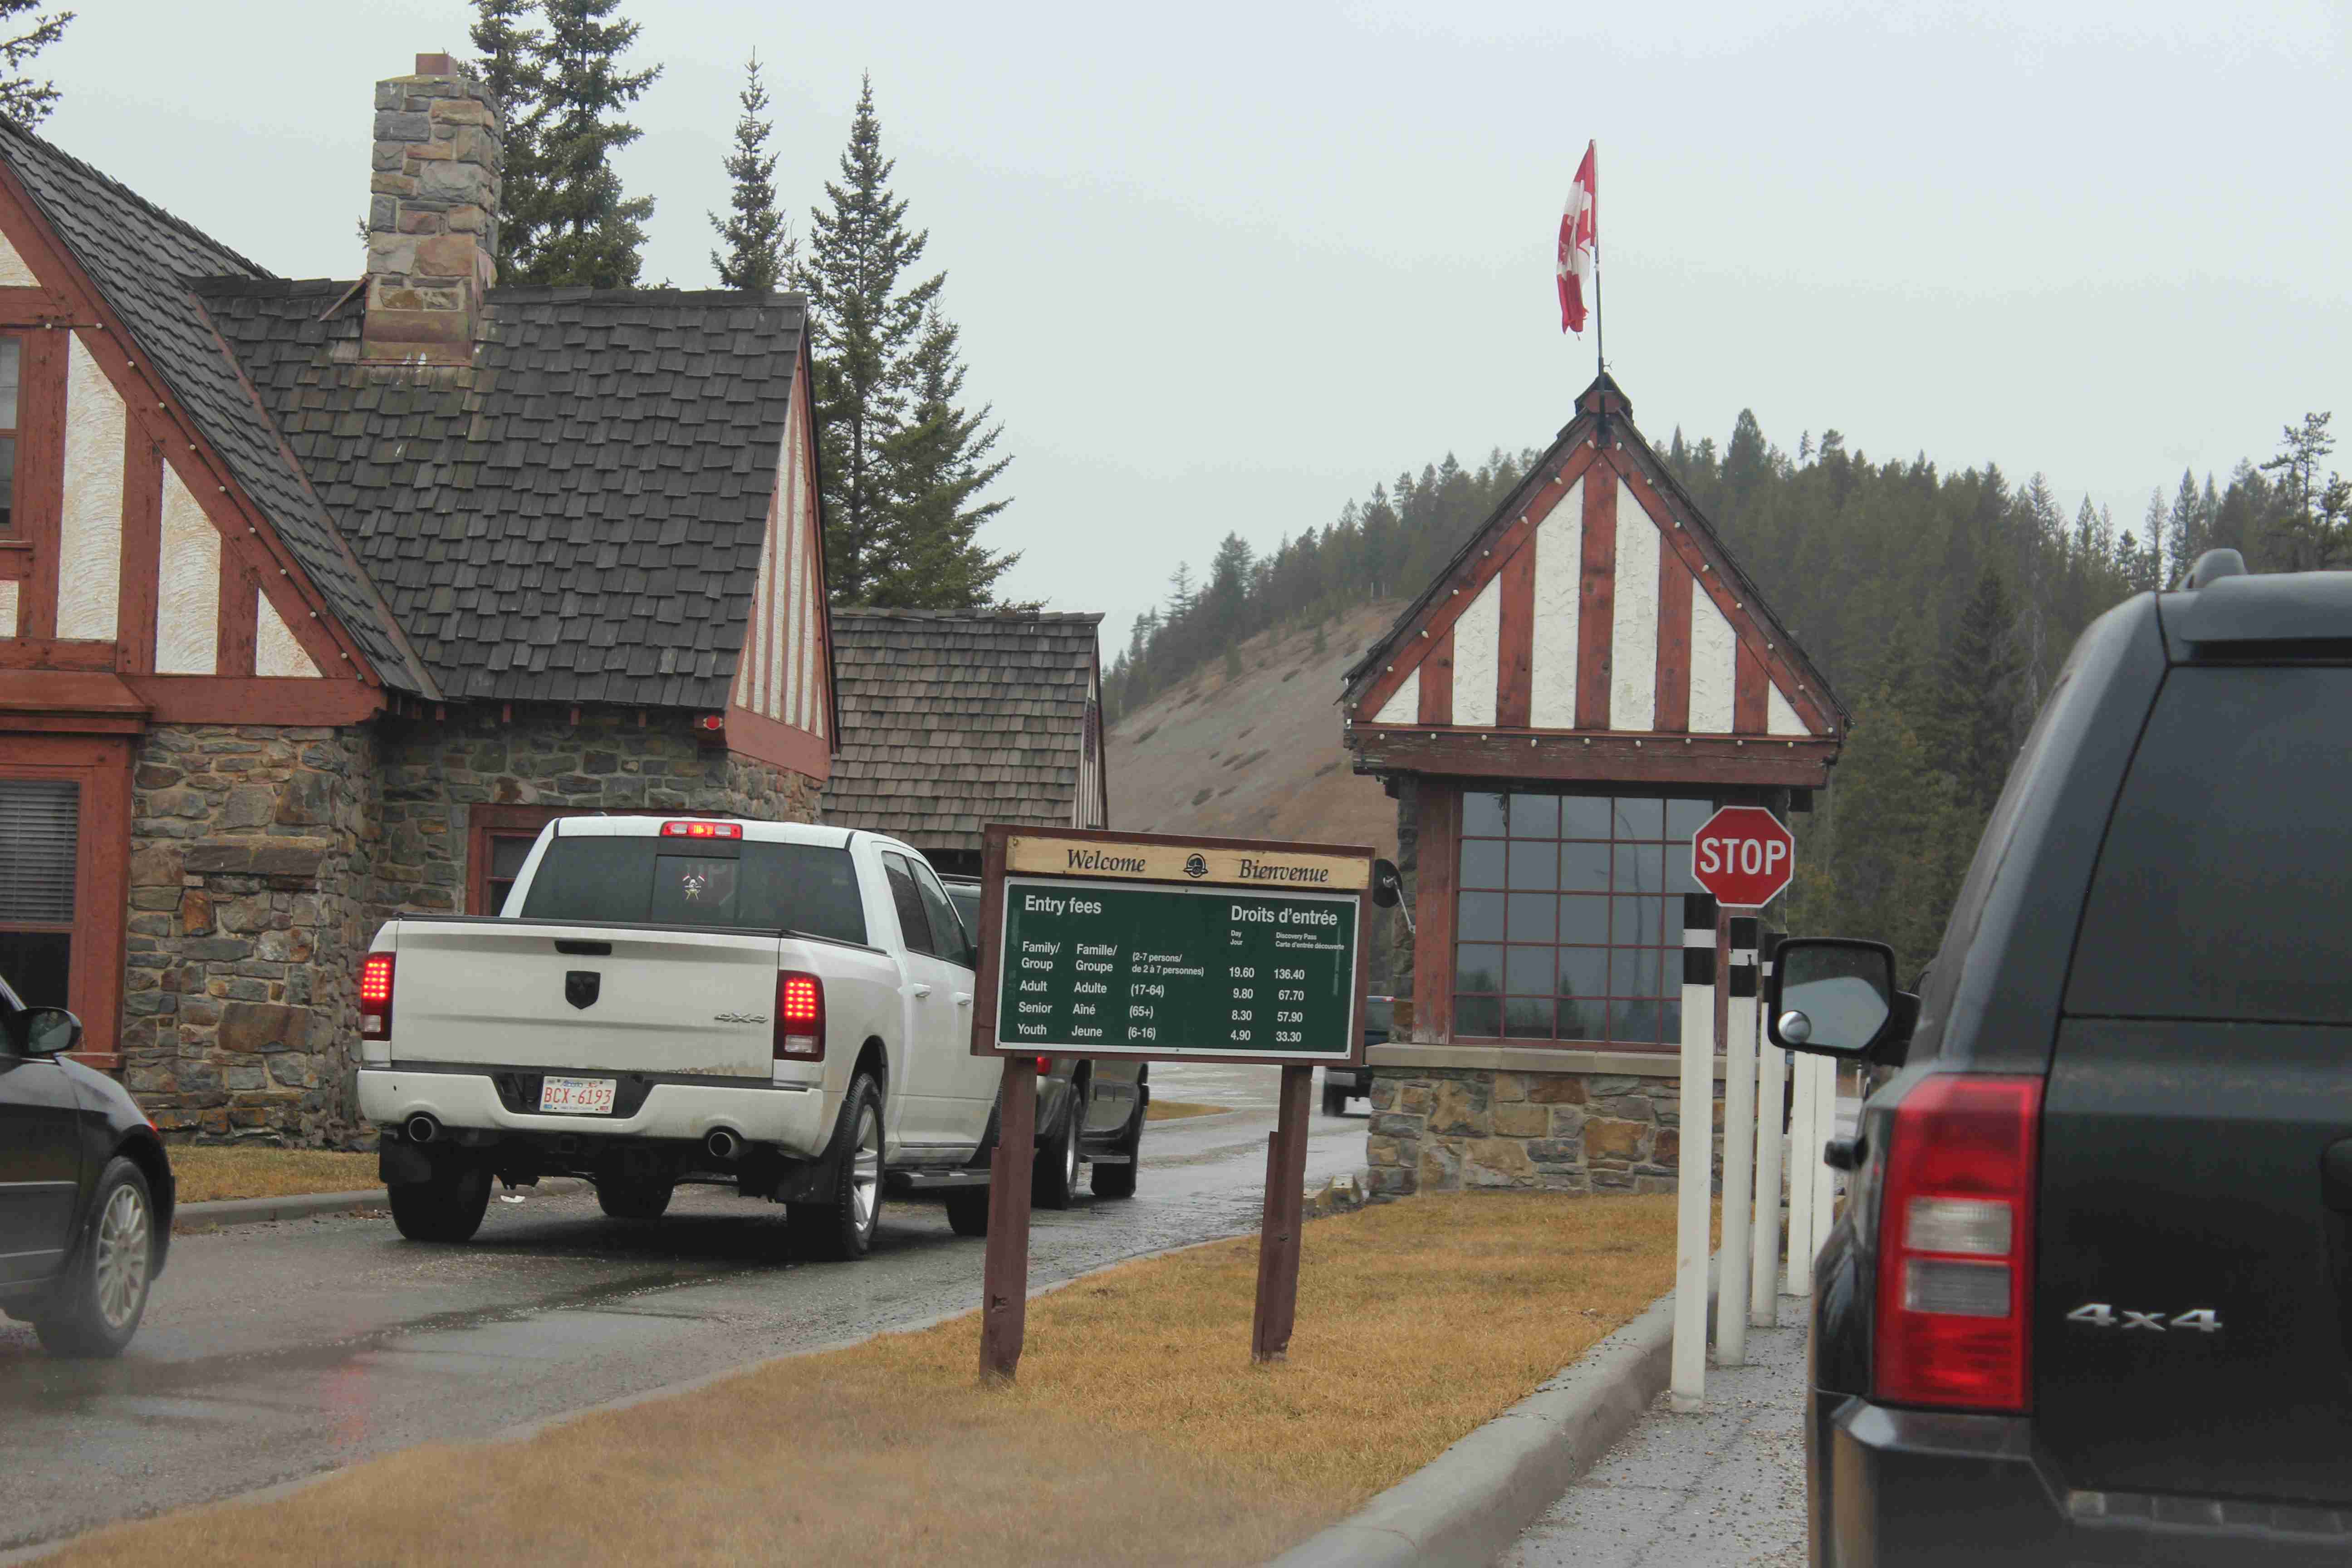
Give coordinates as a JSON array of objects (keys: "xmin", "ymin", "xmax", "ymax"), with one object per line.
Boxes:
[
  {"xmin": 518, "ymin": 838, "xmax": 867, "ymax": 946},
  {"xmin": 2068, "ymin": 666, "xmax": 2352, "ymax": 1024}
]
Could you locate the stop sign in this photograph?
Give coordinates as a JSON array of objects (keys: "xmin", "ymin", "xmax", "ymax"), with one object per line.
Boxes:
[{"xmin": 1690, "ymin": 806, "xmax": 1794, "ymax": 908}]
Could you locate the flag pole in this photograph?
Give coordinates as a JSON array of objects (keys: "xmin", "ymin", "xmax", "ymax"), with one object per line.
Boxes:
[{"xmin": 1592, "ymin": 141, "xmax": 1604, "ymax": 380}]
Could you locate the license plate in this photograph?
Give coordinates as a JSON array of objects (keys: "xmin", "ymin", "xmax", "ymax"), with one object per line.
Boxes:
[{"xmin": 538, "ymin": 1075, "xmax": 617, "ymax": 1115}]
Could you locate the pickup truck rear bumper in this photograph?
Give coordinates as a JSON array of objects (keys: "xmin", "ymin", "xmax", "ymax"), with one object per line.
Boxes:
[{"xmin": 359, "ymin": 1067, "xmax": 834, "ymax": 1159}]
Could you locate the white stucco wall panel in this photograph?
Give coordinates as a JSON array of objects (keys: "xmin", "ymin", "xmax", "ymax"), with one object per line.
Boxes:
[
  {"xmin": 775, "ymin": 439, "xmax": 797, "ymax": 724},
  {"xmin": 0, "ymin": 580, "xmax": 16, "ymax": 637},
  {"xmin": 1452, "ymin": 577, "xmax": 1501, "ymax": 727},
  {"xmin": 1529, "ymin": 477, "xmax": 1583, "ymax": 729},
  {"xmin": 0, "ymin": 228, "xmax": 37, "ymax": 288},
  {"xmin": 1767, "ymin": 681, "xmax": 1808, "ymax": 735},
  {"xmin": 156, "ymin": 465, "xmax": 219, "ymax": 674},
  {"xmin": 1372, "ymin": 668, "xmax": 1420, "ymax": 725},
  {"xmin": 1689, "ymin": 589, "xmax": 1737, "ymax": 733},
  {"xmin": 255, "ymin": 593, "xmax": 320, "ymax": 678},
  {"xmin": 1608, "ymin": 479, "xmax": 1659, "ymax": 731},
  {"xmin": 56, "ymin": 334, "xmax": 124, "ymax": 639}
]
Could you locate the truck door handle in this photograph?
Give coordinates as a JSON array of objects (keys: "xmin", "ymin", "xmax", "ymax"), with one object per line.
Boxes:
[
  {"xmin": 911, "ymin": 984, "xmax": 934, "ymax": 1000},
  {"xmin": 954, "ymin": 993, "xmax": 973, "ymax": 1008}
]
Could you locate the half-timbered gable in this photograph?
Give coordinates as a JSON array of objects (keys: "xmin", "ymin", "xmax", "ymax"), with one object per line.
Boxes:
[
  {"xmin": 1342, "ymin": 375, "xmax": 1847, "ymax": 1198},
  {"xmin": 1344, "ymin": 375, "xmax": 1843, "ymax": 790}
]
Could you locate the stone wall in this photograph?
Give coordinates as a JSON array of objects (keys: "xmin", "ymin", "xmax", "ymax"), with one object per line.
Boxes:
[
  {"xmin": 371, "ymin": 707, "xmax": 822, "ymax": 931},
  {"xmin": 122, "ymin": 725, "xmax": 380, "ymax": 1145},
  {"xmin": 1363, "ymin": 1065, "xmax": 1721, "ymax": 1198},
  {"xmin": 118, "ymin": 706, "xmax": 822, "ymax": 1147}
]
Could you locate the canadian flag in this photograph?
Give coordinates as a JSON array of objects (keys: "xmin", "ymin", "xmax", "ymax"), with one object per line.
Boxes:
[{"xmin": 1558, "ymin": 142, "xmax": 1597, "ymax": 335}]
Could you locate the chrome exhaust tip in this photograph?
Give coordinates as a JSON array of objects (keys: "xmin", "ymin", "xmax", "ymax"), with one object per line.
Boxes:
[
  {"xmin": 706, "ymin": 1127, "xmax": 743, "ymax": 1161},
  {"xmin": 404, "ymin": 1113, "xmax": 440, "ymax": 1145}
]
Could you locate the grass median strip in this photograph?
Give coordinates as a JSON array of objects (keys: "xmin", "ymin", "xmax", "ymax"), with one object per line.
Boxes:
[
  {"xmin": 1144, "ymin": 1098, "xmax": 1228, "ymax": 1120},
  {"xmin": 51, "ymin": 1190, "xmax": 1676, "ymax": 1568},
  {"xmin": 169, "ymin": 1147, "xmax": 380, "ymax": 1205}
]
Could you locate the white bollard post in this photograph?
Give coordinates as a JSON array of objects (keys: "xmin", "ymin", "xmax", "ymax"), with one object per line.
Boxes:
[
  {"xmin": 1749, "ymin": 930, "xmax": 1784, "ymax": 1329},
  {"xmin": 1670, "ymin": 893, "xmax": 1718, "ymax": 1413},
  {"xmin": 1716, "ymin": 917, "xmax": 1758, "ymax": 1367},
  {"xmin": 1811, "ymin": 1054, "xmax": 1839, "ymax": 1264},
  {"xmin": 1785, "ymin": 1053, "xmax": 1817, "ymax": 1298}
]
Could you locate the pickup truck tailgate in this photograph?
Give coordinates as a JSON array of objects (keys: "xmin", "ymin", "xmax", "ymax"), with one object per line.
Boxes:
[{"xmin": 390, "ymin": 919, "xmax": 781, "ymax": 1078}]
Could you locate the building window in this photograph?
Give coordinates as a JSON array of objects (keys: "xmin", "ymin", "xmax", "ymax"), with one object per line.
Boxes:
[
  {"xmin": 0, "ymin": 335, "xmax": 18, "ymax": 536},
  {"xmin": 1452, "ymin": 790, "xmax": 1713, "ymax": 1047},
  {"xmin": 0, "ymin": 778, "xmax": 77, "ymax": 1006},
  {"xmin": 467, "ymin": 804, "xmax": 572, "ymax": 916}
]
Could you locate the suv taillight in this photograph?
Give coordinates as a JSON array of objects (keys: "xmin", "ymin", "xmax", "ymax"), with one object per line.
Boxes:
[
  {"xmin": 775, "ymin": 972, "xmax": 824, "ymax": 1060},
  {"xmin": 1875, "ymin": 1074, "xmax": 2041, "ymax": 1412},
  {"xmin": 359, "ymin": 953, "xmax": 395, "ymax": 1039}
]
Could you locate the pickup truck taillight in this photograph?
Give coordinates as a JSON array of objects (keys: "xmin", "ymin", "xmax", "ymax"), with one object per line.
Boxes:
[
  {"xmin": 775, "ymin": 972, "xmax": 824, "ymax": 1060},
  {"xmin": 359, "ymin": 953, "xmax": 395, "ymax": 1039},
  {"xmin": 662, "ymin": 820, "xmax": 742, "ymax": 839},
  {"xmin": 1874, "ymin": 1074, "xmax": 2041, "ymax": 1413}
]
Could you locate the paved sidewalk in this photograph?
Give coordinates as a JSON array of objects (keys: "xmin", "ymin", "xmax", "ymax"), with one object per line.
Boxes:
[{"xmin": 1502, "ymin": 1320, "xmax": 1809, "ymax": 1568}]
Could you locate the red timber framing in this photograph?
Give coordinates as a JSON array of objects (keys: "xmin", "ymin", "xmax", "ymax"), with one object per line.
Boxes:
[
  {"xmin": 0, "ymin": 732, "xmax": 131, "ymax": 1069},
  {"xmin": 0, "ymin": 160, "xmax": 388, "ymax": 703},
  {"xmin": 1406, "ymin": 783, "xmax": 1460, "ymax": 1042},
  {"xmin": 1343, "ymin": 377, "xmax": 1845, "ymax": 749}
]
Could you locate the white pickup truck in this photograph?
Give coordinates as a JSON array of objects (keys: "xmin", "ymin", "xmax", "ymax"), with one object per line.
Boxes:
[{"xmin": 356, "ymin": 816, "xmax": 1013, "ymax": 1258}]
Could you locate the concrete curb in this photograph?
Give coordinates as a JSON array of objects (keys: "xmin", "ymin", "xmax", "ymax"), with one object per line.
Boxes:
[
  {"xmin": 1269, "ymin": 1271, "xmax": 1708, "ymax": 1568},
  {"xmin": 173, "ymin": 1178, "xmax": 590, "ymax": 1233}
]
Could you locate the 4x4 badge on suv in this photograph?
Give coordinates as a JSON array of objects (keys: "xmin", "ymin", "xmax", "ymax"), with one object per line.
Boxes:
[{"xmin": 2066, "ymin": 1303, "xmax": 2222, "ymax": 1333}]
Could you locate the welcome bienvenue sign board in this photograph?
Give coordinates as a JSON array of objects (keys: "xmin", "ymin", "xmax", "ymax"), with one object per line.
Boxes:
[{"xmin": 970, "ymin": 826, "xmax": 1375, "ymax": 1068}]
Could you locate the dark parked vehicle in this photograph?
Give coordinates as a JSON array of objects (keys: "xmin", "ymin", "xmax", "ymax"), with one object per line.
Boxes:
[
  {"xmin": 1773, "ymin": 554, "xmax": 2352, "ymax": 1565},
  {"xmin": 0, "ymin": 974, "xmax": 174, "ymax": 1357},
  {"xmin": 1322, "ymin": 994, "xmax": 1392, "ymax": 1114},
  {"xmin": 940, "ymin": 877, "xmax": 1147, "ymax": 1215}
]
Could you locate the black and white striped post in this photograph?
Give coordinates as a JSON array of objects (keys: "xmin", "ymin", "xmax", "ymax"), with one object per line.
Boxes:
[
  {"xmin": 1717, "ymin": 916, "xmax": 1759, "ymax": 1367},
  {"xmin": 1750, "ymin": 928, "xmax": 1786, "ymax": 1328},
  {"xmin": 1670, "ymin": 892, "xmax": 1719, "ymax": 1412}
]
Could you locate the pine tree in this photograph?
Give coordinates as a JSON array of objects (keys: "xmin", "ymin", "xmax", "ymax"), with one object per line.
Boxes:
[
  {"xmin": 515, "ymin": 0, "xmax": 660, "ymax": 289},
  {"xmin": 470, "ymin": 0, "xmax": 545, "ymax": 279},
  {"xmin": 2163, "ymin": 470, "xmax": 2203, "ymax": 587},
  {"xmin": 2260, "ymin": 412, "xmax": 2344, "ymax": 569},
  {"xmin": 796, "ymin": 76, "xmax": 944, "ymax": 603},
  {"xmin": 1931, "ymin": 568, "xmax": 2023, "ymax": 816},
  {"xmin": 0, "ymin": 1, "xmax": 69, "ymax": 125},
  {"xmin": 867, "ymin": 307, "xmax": 1017, "ymax": 606},
  {"xmin": 709, "ymin": 52, "xmax": 790, "ymax": 292}
]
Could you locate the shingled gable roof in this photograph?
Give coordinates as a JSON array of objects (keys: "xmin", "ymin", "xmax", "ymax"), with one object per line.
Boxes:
[
  {"xmin": 1342, "ymin": 372, "xmax": 1850, "ymax": 737},
  {"xmin": 199, "ymin": 279, "xmax": 807, "ymax": 707},
  {"xmin": 0, "ymin": 122, "xmax": 432, "ymax": 693},
  {"xmin": 825, "ymin": 610, "xmax": 1105, "ymax": 857}
]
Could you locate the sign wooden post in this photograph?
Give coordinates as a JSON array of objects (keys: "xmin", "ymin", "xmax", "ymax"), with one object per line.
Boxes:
[
  {"xmin": 977, "ymin": 1054, "xmax": 1036, "ymax": 1384},
  {"xmin": 968, "ymin": 825, "xmax": 1375, "ymax": 1381},
  {"xmin": 1252, "ymin": 1063, "xmax": 1314, "ymax": 1361}
]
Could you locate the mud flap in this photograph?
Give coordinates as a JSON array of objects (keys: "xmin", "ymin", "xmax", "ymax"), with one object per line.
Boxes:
[{"xmin": 379, "ymin": 1137, "xmax": 435, "ymax": 1187}]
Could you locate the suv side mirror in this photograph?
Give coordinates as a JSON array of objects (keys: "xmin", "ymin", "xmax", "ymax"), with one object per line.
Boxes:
[
  {"xmin": 7, "ymin": 1006, "xmax": 83, "ymax": 1058},
  {"xmin": 1768, "ymin": 939, "xmax": 1913, "ymax": 1063}
]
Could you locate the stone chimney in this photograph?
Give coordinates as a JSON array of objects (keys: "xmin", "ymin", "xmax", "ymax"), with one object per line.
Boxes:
[{"xmin": 363, "ymin": 53, "xmax": 502, "ymax": 364}]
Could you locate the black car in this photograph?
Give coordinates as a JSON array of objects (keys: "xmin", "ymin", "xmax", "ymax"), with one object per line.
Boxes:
[
  {"xmin": 1772, "ymin": 554, "xmax": 2352, "ymax": 1565},
  {"xmin": 939, "ymin": 877, "xmax": 1148, "ymax": 1218},
  {"xmin": 1322, "ymin": 994, "xmax": 1392, "ymax": 1115},
  {"xmin": 0, "ymin": 975, "xmax": 174, "ymax": 1357}
]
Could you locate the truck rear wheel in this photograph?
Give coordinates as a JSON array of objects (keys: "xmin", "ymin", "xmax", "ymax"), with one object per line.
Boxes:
[
  {"xmin": 1034, "ymin": 1089, "xmax": 1082, "ymax": 1210},
  {"xmin": 788, "ymin": 1073, "xmax": 884, "ymax": 1261},
  {"xmin": 389, "ymin": 1154, "xmax": 491, "ymax": 1243}
]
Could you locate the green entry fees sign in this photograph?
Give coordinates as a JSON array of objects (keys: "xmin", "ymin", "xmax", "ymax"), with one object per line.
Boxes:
[{"xmin": 995, "ymin": 877, "xmax": 1360, "ymax": 1061}]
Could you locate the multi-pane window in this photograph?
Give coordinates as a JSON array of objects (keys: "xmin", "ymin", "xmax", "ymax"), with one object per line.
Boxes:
[{"xmin": 1453, "ymin": 791, "xmax": 1713, "ymax": 1046}]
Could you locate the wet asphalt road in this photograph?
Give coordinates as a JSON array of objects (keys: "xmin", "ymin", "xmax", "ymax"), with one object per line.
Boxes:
[{"xmin": 0, "ymin": 1063, "xmax": 1369, "ymax": 1556}]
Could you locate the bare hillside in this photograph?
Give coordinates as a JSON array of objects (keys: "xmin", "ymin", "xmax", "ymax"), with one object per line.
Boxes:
[{"xmin": 1106, "ymin": 601, "xmax": 1404, "ymax": 857}]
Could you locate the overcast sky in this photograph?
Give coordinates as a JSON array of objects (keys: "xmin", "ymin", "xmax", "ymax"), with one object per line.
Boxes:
[{"xmin": 54, "ymin": 2, "xmax": 2350, "ymax": 651}]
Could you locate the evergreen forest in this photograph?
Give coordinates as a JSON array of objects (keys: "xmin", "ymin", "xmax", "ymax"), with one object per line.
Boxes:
[{"xmin": 1105, "ymin": 409, "xmax": 2346, "ymax": 977}]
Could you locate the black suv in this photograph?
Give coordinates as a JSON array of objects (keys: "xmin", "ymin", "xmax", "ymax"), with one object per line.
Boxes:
[{"xmin": 1772, "ymin": 555, "xmax": 2352, "ymax": 1565}]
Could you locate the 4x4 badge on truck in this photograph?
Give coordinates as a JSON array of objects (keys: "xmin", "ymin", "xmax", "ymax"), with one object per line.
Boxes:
[
  {"xmin": 2066, "ymin": 1303, "xmax": 2222, "ymax": 1333},
  {"xmin": 713, "ymin": 1013, "xmax": 767, "ymax": 1025}
]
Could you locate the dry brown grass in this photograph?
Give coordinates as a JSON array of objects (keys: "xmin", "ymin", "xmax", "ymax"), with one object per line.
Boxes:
[
  {"xmin": 1144, "ymin": 1098, "xmax": 1228, "ymax": 1121},
  {"xmin": 168, "ymin": 1147, "xmax": 379, "ymax": 1205},
  {"xmin": 49, "ymin": 1191, "xmax": 1676, "ymax": 1568}
]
